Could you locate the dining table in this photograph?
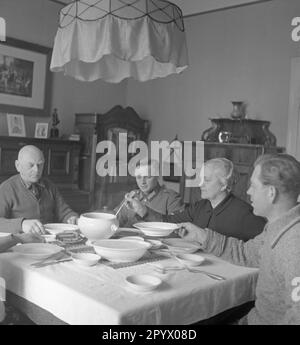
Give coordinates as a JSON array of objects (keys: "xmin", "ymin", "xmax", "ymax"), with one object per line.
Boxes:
[{"xmin": 0, "ymin": 240, "xmax": 259, "ymax": 325}]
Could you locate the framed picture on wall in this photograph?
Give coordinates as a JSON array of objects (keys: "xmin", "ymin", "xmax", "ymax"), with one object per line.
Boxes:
[
  {"xmin": 34, "ymin": 122, "xmax": 48, "ymax": 138},
  {"xmin": 7, "ymin": 113, "xmax": 26, "ymax": 137},
  {"xmin": 0, "ymin": 37, "xmax": 52, "ymax": 117}
]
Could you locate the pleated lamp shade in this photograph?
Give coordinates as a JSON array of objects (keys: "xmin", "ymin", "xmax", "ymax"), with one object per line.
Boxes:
[{"xmin": 50, "ymin": 0, "xmax": 189, "ymax": 83}]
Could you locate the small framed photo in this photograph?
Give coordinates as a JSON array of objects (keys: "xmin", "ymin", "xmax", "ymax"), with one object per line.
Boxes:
[
  {"xmin": 34, "ymin": 122, "xmax": 48, "ymax": 138},
  {"xmin": 7, "ymin": 113, "xmax": 26, "ymax": 137}
]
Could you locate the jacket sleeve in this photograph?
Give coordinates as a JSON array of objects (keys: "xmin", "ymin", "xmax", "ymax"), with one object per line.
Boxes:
[
  {"xmin": 202, "ymin": 226, "xmax": 267, "ymax": 268},
  {"xmin": 49, "ymin": 183, "xmax": 78, "ymax": 222},
  {"xmin": 274, "ymin": 227, "xmax": 300, "ymax": 324},
  {"xmin": 0, "ymin": 184, "xmax": 23, "ymax": 233},
  {"xmin": 142, "ymin": 203, "xmax": 196, "ymax": 223},
  {"xmin": 164, "ymin": 203, "xmax": 195, "ymax": 223}
]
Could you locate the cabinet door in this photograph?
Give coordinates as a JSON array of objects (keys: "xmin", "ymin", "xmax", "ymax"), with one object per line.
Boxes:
[
  {"xmin": 93, "ymin": 106, "xmax": 149, "ymax": 209},
  {"xmin": 47, "ymin": 147, "xmax": 70, "ymax": 176},
  {"xmin": 46, "ymin": 145, "xmax": 80, "ymax": 187},
  {"xmin": 94, "ymin": 174, "xmax": 137, "ymax": 210},
  {"xmin": 232, "ymin": 164, "xmax": 252, "ymax": 201},
  {"xmin": 0, "ymin": 143, "xmax": 19, "ymax": 178}
]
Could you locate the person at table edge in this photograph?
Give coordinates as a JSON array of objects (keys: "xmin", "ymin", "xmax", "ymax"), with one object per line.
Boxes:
[
  {"xmin": 178, "ymin": 153, "xmax": 300, "ymax": 324},
  {"xmin": 116, "ymin": 159, "xmax": 184, "ymax": 228},
  {"xmin": 0, "ymin": 231, "xmax": 43, "ymax": 325},
  {"xmin": 0, "ymin": 145, "xmax": 78, "ymax": 234},
  {"xmin": 125, "ymin": 157, "xmax": 266, "ymax": 241}
]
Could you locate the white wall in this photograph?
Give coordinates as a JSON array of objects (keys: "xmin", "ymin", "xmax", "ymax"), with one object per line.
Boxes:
[
  {"xmin": 126, "ymin": 0, "xmax": 300, "ymax": 147},
  {"xmin": 173, "ymin": 0, "xmax": 272, "ymax": 16},
  {"xmin": 0, "ymin": 0, "xmax": 127, "ymax": 137},
  {"xmin": 1, "ymin": 0, "xmax": 300, "ymax": 147}
]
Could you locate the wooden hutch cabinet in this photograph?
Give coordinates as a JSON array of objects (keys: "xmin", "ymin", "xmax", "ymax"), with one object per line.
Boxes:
[
  {"xmin": 180, "ymin": 142, "xmax": 284, "ymax": 204},
  {"xmin": 0, "ymin": 136, "xmax": 89, "ymax": 213},
  {"xmin": 180, "ymin": 118, "xmax": 284, "ymax": 204},
  {"xmin": 75, "ymin": 105, "xmax": 150, "ymax": 210}
]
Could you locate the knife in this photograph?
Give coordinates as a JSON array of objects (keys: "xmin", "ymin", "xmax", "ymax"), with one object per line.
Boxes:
[
  {"xmin": 32, "ymin": 257, "xmax": 72, "ymax": 268},
  {"xmin": 30, "ymin": 250, "xmax": 64, "ymax": 266}
]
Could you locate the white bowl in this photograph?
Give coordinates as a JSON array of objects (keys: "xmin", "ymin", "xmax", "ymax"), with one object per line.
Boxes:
[
  {"xmin": 133, "ymin": 222, "xmax": 179, "ymax": 237},
  {"xmin": 126, "ymin": 274, "xmax": 162, "ymax": 292},
  {"xmin": 146, "ymin": 239, "xmax": 163, "ymax": 249},
  {"xmin": 117, "ymin": 227, "xmax": 142, "ymax": 234},
  {"xmin": 44, "ymin": 223, "xmax": 79, "ymax": 235},
  {"xmin": 41, "ymin": 234, "xmax": 56, "ymax": 242},
  {"xmin": 71, "ymin": 253, "xmax": 100, "ymax": 267},
  {"xmin": 78, "ymin": 212, "xmax": 119, "ymax": 240},
  {"xmin": 12, "ymin": 243, "xmax": 62, "ymax": 259},
  {"xmin": 92, "ymin": 239, "xmax": 151, "ymax": 263},
  {"xmin": 121, "ymin": 236, "xmax": 145, "ymax": 242},
  {"xmin": 176, "ymin": 253, "xmax": 205, "ymax": 267}
]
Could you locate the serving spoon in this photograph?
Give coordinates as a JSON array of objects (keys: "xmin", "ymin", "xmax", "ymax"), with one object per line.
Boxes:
[{"xmin": 114, "ymin": 199, "xmax": 127, "ymax": 217}]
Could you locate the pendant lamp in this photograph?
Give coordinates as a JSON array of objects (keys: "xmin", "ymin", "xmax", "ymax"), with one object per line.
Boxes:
[{"xmin": 50, "ymin": 0, "xmax": 189, "ymax": 83}]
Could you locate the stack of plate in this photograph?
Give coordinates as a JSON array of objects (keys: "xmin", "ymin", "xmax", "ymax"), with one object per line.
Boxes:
[
  {"xmin": 162, "ymin": 238, "xmax": 201, "ymax": 254},
  {"xmin": 133, "ymin": 222, "xmax": 179, "ymax": 237},
  {"xmin": 12, "ymin": 243, "xmax": 62, "ymax": 260}
]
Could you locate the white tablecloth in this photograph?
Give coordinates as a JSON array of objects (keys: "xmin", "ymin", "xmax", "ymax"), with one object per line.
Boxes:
[{"xmin": 0, "ymin": 252, "xmax": 258, "ymax": 325}]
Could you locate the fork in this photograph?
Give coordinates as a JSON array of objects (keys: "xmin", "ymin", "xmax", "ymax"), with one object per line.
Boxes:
[
  {"xmin": 167, "ymin": 251, "xmax": 226, "ymax": 281},
  {"xmin": 152, "ymin": 264, "xmax": 184, "ymax": 273},
  {"xmin": 32, "ymin": 257, "xmax": 73, "ymax": 268},
  {"xmin": 184, "ymin": 267, "xmax": 226, "ymax": 281},
  {"xmin": 152, "ymin": 264, "xmax": 225, "ymax": 280}
]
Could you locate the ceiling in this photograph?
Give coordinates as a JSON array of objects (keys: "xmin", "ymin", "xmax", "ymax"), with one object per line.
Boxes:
[
  {"xmin": 49, "ymin": 0, "xmax": 273, "ymax": 17},
  {"xmin": 165, "ymin": 0, "xmax": 272, "ymax": 17}
]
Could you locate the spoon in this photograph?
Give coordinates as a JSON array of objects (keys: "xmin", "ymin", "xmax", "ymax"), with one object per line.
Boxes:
[{"xmin": 115, "ymin": 199, "xmax": 126, "ymax": 216}]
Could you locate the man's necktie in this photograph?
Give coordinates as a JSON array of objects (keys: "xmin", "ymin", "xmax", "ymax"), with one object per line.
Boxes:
[{"xmin": 30, "ymin": 183, "xmax": 41, "ymax": 200}]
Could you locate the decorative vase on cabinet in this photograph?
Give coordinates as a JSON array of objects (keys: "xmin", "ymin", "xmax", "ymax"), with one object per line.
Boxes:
[
  {"xmin": 201, "ymin": 118, "xmax": 277, "ymax": 146},
  {"xmin": 230, "ymin": 101, "xmax": 246, "ymax": 119},
  {"xmin": 199, "ymin": 117, "xmax": 281, "ymax": 203}
]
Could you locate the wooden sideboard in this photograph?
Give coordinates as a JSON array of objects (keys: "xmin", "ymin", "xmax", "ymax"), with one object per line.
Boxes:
[
  {"xmin": 75, "ymin": 105, "xmax": 150, "ymax": 210},
  {"xmin": 0, "ymin": 136, "xmax": 89, "ymax": 213},
  {"xmin": 180, "ymin": 142, "xmax": 285, "ymax": 204}
]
